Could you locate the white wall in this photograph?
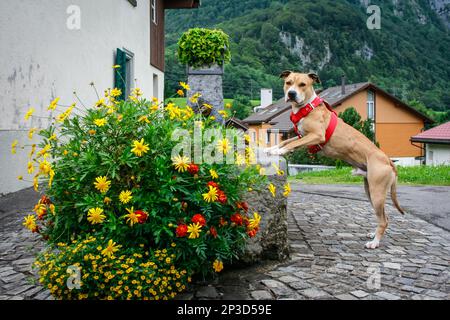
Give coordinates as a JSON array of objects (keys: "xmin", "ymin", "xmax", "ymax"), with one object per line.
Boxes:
[
  {"xmin": 390, "ymin": 157, "xmax": 421, "ymax": 167},
  {"xmin": 0, "ymin": 0, "xmax": 164, "ymax": 195},
  {"xmin": 426, "ymin": 144, "xmax": 450, "ymax": 166}
]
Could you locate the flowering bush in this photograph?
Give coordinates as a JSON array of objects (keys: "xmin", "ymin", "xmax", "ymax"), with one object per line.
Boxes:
[
  {"xmin": 35, "ymin": 236, "xmax": 189, "ymax": 300},
  {"xmin": 16, "ymin": 84, "xmax": 270, "ymax": 299}
]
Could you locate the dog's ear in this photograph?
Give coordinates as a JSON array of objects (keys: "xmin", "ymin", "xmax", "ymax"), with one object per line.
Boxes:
[
  {"xmin": 308, "ymin": 73, "xmax": 321, "ymax": 84},
  {"xmin": 279, "ymin": 70, "xmax": 292, "ymax": 80}
]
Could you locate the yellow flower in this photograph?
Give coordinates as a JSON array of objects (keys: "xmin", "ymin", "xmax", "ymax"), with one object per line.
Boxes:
[
  {"xmin": 28, "ymin": 128, "xmax": 37, "ymax": 140},
  {"xmin": 225, "ymin": 103, "xmax": 232, "ymax": 109},
  {"xmin": 217, "ymin": 138, "xmax": 231, "ymax": 155},
  {"xmin": 48, "ymin": 169, "xmax": 55, "ymax": 188},
  {"xmin": 38, "ymin": 160, "xmax": 52, "ymax": 175},
  {"xmin": 101, "ymin": 239, "xmax": 120, "ymax": 258},
  {"xmin": 218, "ymin": 110, "xmax": 229, "ymax": 119},
  {"xmin": 49, "ymin": 204, "xmax": 55, "ymax": 215},
  {"xmin": 95, "ymin": 99, "xmax": 105, "ymax": 108},
  {"xmin": 187, "ymin": 222, "xmax": 202, "ymax": 239},
  {"xmin": 119, "ymin": 190, "xmax": 132, "ymax": 204},
  {"xmin": 49, "ymin": 134, "xmax": 57, "ymax": 141},
  {"xmin": 209, "ymin": 116, "xmax": 216, "ymax": 121},
  {"xmin": 132, "ymin": 88, "xmax": 143, "ymax": 97},
  {"xmin": 87, "ymin": 207, "xmax": 106, "ymax": 225},
  {"xmin": 177, "ymin": 89, "xmax": 184, "ymax": 97},
  {"xmin": 235, "ymin": 153, "xmax": 246, "ymax": 165},
  {"xmin": 172, "ymin": 155, "xmax": 190, "ymax": 173},
  {"xmin": 17, "ymin": 175, "xmax": 23, "ymax": 181},
  {"xmin": 213, "ymin": 260, "xmax": 223, "ymax": 273},
  {"xmin": 47, "ymin": 97, "xmax": 60, "ymax": 111},
  {"xmin": 268, "ymin": 183, "xmax": 276, "ymax": 197},
  {"xmin": 94, "ymin": 118, "xmax": 107, "ymax": 127},
  {"xmin": 248, "ymin": 212, "xmax": 261, "ymax": 230},
  {"xmin": 210, "ymin": 169, "xmax": 218, "ymax": 180},
  {"xmin": 94, "ymin": 176, "xmax": 111, "ymax": 194},
  {"xmin": 112, "ymin": 65, "xmax": 121, "ymax": 69},
  {"xmin": 283, "ymin": 183, "xmax": 291, "ymax": 197},
  {"xmin": 131, "ymin": 138, "xmax": 150, "ymax": 157},
  {"xmin": 124, "ymin": 207, "xmax": 139, "ymax": 226},
  {"xmin": 179, "ymin": 82, "xmax": 190, "ymax": 91},
  {"xmin": 110, "ymin": 88, "xmax": 122, "ymax": 98},
  {"xmin": 37, "ymin": 144, "xmax": 51, "ymax": 158},
  {"xmin": 104, "ymin": 197, "xmax": 112, "ymax": 204},
  {"xmin": 23, "ymin": 215, "xmax": 37, "ymax": 231},
  {"xmin": 56, "ymin": 104, "xmax": 75, "ymax": 123},
  {"xmin": 272, "ymin": 163, "xmax": 285, "ymax": 176},
  {"xmin": 138, "ymin": 115, "xmax": 150, "ymax": 124},
  {"xmin": 29, "ymin": 144, "xmax": 36, "ymax": 158},
  {"xmin": 24, "ymin": 108, "xmax": 34, "ymax": 121},
  {"xmin": 33, "ymin": 175, "xmax": 39, "ymax": 191},
  {"xmin": 244, "ymin": 134, "xmax": 251, "ymax": 144},
  {"xmin": 11, "ymin": 140, "xmax": 18, "ymax": 154},
  {"xmin": 189, "ymin": 93, "xmax": 202, "ymax": 104},
  {"xmin": 202, "ymin": 103, "xmax": 213, "ymax": 110},
  {"xmin": 202, "ymin": 186, "xmax": 218, "ymax": 203}
]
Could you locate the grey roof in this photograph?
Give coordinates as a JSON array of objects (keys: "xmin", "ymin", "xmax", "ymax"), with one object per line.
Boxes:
[
  {"xmin": 319, "ymin": 82, "xmax": 369, "ymax": 106},
  {"xmin": 243, "ymin": 98, "xmax": 290, "ymax": 124},
  {"xmin": 225, "ymin": 117, "xmax": 249, "ymax": 131}
]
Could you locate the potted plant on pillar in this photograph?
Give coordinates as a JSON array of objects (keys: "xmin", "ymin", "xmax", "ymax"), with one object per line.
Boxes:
[{"xmin": 177, "ymin": 28, "xmax": 231, "ymax": 123}]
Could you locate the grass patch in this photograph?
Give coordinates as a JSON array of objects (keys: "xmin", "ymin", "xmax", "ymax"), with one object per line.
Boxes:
[{"xmin": 292, "ymin": 166, "xmax": 450, "ymax": 186}]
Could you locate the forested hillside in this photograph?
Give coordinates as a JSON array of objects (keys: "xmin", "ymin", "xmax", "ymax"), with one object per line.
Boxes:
[{"xmin": 165, "ymin": 0, "xmax": 450, "ymax": 118}]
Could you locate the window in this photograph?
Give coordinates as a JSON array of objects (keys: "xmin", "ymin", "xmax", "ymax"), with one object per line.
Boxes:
[
  {"xmin": 274, "ymin": 133, "xmax": 279, "ymax": 145},
  {"xmin": 251, "ymin": 131, "xmax": 256, "ymax": 143},
  {"xmin": 266, "ymin": 131, "xmax": 271, "ymax": 145},
  {"xmin": 114, "ymin": 48, "xmax": 134, "ymax": 100},
  {"xmin": 367, "ymin": 90, "xmax": 375, "ymax": 120},
  {"xmin": 429, "ymin": 150, "xmax": 434, "ymax": 162},
  {"xmin": 151, "ymin": 0, "xmax": 157, "ymax": 24},
  {"xmin": 153, "ymin": 74, "xmax": 159, "ymax": 100}
]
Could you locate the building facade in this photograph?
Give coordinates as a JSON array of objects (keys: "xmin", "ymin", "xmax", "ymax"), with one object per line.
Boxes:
[
  {"xmin": 411, "ymin": 121, "xmax": 450, "ymax": 166},
  {"xmin": 0, "ymin": 0, "xmax": 198, "ymax": 195}
]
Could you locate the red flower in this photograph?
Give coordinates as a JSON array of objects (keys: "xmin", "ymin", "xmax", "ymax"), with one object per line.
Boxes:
[
  {"xmin": 247, "ymin": 229, "xmax": 257, "ymax": 238},
  {"xmin": 135, "ymin": 210, "xmax": 148, "ymax": 224},
  {"xmin": 210, "ymin": 226, "xmax": 218, "ymax": 238},
  {"xmin": 217, "ymin": 190, "xmax": 227, "ymax": 204},
  {"xmin": 231, "ymin": 213, "xmax": 243, "ymax": 226},
  {"xmin": 236, "ymin": 201, "xmax": 249, "ymax": 212},
  {"xmin": 187, "ymin": 164, "xmax": 199, "ymax": 175},
  {"xmin": 192, "ymin": 213, "xmax": 206, "ymax": 226},
  {"xmin": 207, "ymin": 181, "xmax": 219, "ymax": 189},
  {"xmin": 40, "ymin": 195, "xmax": 52, "ymax": 205},
  {"xmin": 219, "ymin": 217, "xmax": 228, "ymax": 227},
  {"xmin": 176, "ymin": 224, "xmax": 188, "ymax": 237}
]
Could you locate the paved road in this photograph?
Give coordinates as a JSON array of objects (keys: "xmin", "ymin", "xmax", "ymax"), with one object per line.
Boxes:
[
  {"xmin": 0, "ymin": 185, "xmax": 449, "ymax": 300},
  {"xmin": 293, "ymin": 183, "xmax": 450, "ymax": 231}
]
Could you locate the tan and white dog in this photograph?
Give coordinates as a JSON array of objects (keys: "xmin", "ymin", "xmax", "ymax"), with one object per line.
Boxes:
[{"xmin": 267, "ymin": 71, "xmax": 405, "ymax": 249}]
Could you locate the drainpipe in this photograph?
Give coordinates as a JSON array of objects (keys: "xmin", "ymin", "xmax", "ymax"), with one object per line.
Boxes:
[{"xmin": 341, "ymin": 75, "xmax": 346, "ymax": 95}]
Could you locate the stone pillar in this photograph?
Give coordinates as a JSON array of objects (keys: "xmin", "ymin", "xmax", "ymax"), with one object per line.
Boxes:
[{"xmin": 187, "ymin": 64, "xmax": 225, "ymax": 124}]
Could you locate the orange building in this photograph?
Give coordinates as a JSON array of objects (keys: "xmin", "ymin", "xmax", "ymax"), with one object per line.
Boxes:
[{"xmin": 243, "ymin": 82, "xmax": 434, "ymax": 166}]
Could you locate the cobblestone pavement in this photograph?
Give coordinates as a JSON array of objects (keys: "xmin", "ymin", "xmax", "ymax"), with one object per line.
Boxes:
[{"xmin": 1, "ymin": 185, "xmax": 449, "ymax": 300}]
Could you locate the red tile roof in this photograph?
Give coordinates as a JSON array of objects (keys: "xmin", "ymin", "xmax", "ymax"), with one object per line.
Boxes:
[{"xmin": 411, "ymin": 121, "xmax": 450, "ymax": 144}]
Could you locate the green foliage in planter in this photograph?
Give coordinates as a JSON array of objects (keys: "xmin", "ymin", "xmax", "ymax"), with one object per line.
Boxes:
[
  {"xmin": 17, "ymin": 86, "xmax": 270, "ymax": 299},
  {"xmin": 178, "ymin": 28, "xmax": 231, "ymax": 68}
]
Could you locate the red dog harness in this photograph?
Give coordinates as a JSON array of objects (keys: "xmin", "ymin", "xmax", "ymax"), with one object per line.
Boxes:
[{"xmin": 290, "ymin": 96, "xmax": 338, "ymax": 154}]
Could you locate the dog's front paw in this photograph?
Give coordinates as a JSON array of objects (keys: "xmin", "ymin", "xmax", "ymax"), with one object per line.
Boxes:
[
  {"xmin": 268, "ymin": 147, "xmax": 288, "ymax": 156},
  {"xmin": 365, "ymin": 239, "xmax": 380, "ymax": 249}
]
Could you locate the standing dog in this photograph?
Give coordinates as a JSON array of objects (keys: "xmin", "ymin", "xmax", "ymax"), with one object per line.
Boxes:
[{"xmin": 267, "ymin": 71, "xmax": 404, "ymax": 249}]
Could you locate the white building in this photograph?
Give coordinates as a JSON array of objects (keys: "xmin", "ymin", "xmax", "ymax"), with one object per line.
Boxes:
[
  {"xmin": 411, "ymin": 121, "xmax": 450, "ymax": 166},
  {"xmin": 0, "ymin": 0, "xmax": 198, "ymax": 195}
]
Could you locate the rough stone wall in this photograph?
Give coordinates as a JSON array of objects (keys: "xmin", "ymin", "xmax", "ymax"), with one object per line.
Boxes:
[{"xmin": 240, "ymin": 174, "xmax": 289, "ymax": 264}]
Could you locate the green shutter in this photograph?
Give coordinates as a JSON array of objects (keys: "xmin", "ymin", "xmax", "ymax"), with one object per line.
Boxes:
[{"xmin": 114, "ymin": 48, "xmax": 127, "ymax": 101}]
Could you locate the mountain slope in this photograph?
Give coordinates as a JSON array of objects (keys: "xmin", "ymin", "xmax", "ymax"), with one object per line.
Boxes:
[{"xmin": 165, "ymin": 0, "xmax": 450, "ymax": 113}]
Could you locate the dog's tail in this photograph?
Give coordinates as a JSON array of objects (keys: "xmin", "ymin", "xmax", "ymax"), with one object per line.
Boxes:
[{"xmin": 390, "ymin": 161, "xmax": 405, "ymax": 215}]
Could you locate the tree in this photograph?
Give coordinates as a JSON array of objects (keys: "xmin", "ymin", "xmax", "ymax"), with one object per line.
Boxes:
[
  {"xmin": 339, "ymin": 107, "xmax": 376, "ymax": 143},
  {"xmin": 230, "ymin": 95, "xmax": 252, "ymax": 119}
]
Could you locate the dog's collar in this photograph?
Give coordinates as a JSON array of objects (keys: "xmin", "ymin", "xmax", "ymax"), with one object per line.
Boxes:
[{"xmin": 290, "ymin": 96, "xmax": 324, "ymax": 125}]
